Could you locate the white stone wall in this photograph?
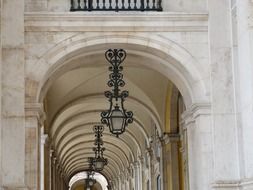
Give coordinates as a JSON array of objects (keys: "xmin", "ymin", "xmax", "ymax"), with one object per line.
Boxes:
[
  {"xmin": 1, "ymin": 0, "xmax": 26, "ymax": 189},
  {"xmin": 1, "ymin": 0, "xmax": 253, "ymax": 190},
  {"xmin": 23, "ymin": 12, "xmax": 211, "ymax": 190}
]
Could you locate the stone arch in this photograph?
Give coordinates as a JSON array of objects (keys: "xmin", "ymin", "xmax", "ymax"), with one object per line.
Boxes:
[
  {"xmin": 33, "ymin": 32, "xmax": 209, "ymax": 109},
  {"xmin": 32, "ymin": 32, "xmax": 211, "ymax": 188}
]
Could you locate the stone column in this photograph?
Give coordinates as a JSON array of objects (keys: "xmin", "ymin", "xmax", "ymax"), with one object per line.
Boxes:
[
  {"xmin": 146, "ymin": 148, "xmax": 153, "ymax": 190},
  {"xmin": 138, "ymin": 157, "xmax": 144, "ymax": 190},
  {"xmin": 182, "ymin": 104, "xmax": 213, "ymax": 190},
  {"xmin": 236, "ymin": 1, "xmax": 253, "ymax": 189},
  {"xmin": 208, "ymin": 0, "xmax": 240, "ymax": 188},
  {"xmin": 52, "ymin": 157, "xmax": 57, "ymax": 190},
  {"xmin": 118, "ymin": 176, "xmax": 122, "ymax": 190},
  {"xmin": 134, "ymin": 161, "xmax": 141, "ymax": 190},
  {"xmin": 1, "ymin": 0, "xmax": 26, "ymax": 189},
  {"xmin": 156, "ymin": 139, "xmax": 164, "ymax": 190},
  {"xmin": 50, "ymin": 150, "xmax": 54, "ymax": 190},
  {"xmin": 41, "ymin": 131, "xmax": 48, "ymax": 190},
  {"xmin": 179, "ymin": 120, "xmax": 189, "ymax": 190},
  {"xmin": 25, "ymin": 103, "xmax": 45, "ymax": 190},
  {"xmin": 163, "ymin": 133, "xmax": 180, "ymax": 190},
  {"xmin": 121, "ymin": 174, "xmax": 125, "ymax": 190},
  {"xmin": 56, "ymin": 164, "xmax": 60, "ymax": 190}
]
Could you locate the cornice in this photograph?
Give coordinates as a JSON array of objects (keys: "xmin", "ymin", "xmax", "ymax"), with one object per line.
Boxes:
[
  {"xmin": 24, "ymin": 12, "xmax": 208, "ymax": 32},
  {"xmin": 212, "ymin": 178, "xmax": 253, "ymax": 189}
]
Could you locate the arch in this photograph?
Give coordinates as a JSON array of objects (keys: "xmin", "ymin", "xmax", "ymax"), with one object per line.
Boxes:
[
  {"xmin": 34, "ymin": 32, "xmax": 211, "ymax": 189},
  {"xmin": 34, "ymin": 33, "xmax": 209, "ymax": 109},
  {"xmin": 69, "ymin": 171, "xmax": 109, "ymax": 190},
  {"xmin": 50, "ymin": 95, "xmax": 152, "ymax": 141},
  {"xmin": 57, "ymin": 135, "xmax": 135, "ymax": 162},
  {"xmin": 60, "ymin": 141, "xmax": 131, "ymax": 168}
]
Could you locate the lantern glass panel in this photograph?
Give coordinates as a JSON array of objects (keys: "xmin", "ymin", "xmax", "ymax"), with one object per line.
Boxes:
[
  {"xmin": 88, "ymin": 179, "xmax": 94, "ymax": 186},
  {"xmin": 110, "ymin": 108, "xmax": 124, "ymax": 131},
  {"xmin": 95, "ymin": 160, "xmax": 104, "ymax": 170}
]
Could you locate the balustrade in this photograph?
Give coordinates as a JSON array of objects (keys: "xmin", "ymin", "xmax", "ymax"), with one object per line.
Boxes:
[{"xmin": 70, "ymin": 0, "xmax": 162, "ymax": 11}]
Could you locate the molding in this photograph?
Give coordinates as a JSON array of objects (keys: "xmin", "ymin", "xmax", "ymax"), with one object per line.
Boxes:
[
  {"xmin": 181, "ymin": 102, "xmax": 211, "ymax": 126},
  {"xmin": 212, "ymin": 178, "xmax": 253, "ymax": 189},
  {"xmin": 25, "ymin": 103, "xmax": 46, "ymax": 124},
  {"xmin": 163, "ymin": 133, "xmax": 180, "ymax": 144},
  {"xmin": 24, "ymin": 12, "xmax": 208, "ymax": 32},
  {"xmin": 41, "ymin": 134, "xmax": 49, "ymax": 144},
  {"xmin": 241, "ymin": 178, "xmax": 253, "ymax": 189},
  {"xmin": 212, "ymin": 181, "xmax": 240, "ymax": 188}
]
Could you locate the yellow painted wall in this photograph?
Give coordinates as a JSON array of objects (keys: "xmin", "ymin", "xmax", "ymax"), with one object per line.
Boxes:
[
  {"xmin": 164, "ymin": 84, "xmax": 184, "ymax": 190},
  {"xmin": 74, "ymin": 184, "xmax": 99, "ymax": 190},
  {"xmin": 74, "ymin": 184, "xmax": 84, "ymax": 190}
]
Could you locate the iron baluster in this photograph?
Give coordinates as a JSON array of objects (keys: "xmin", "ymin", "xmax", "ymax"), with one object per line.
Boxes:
[
  {"xmin": 77, "ymin": 0, "xmax": 81, "ymax": 9},
  {"xmin": 84, "ymin": 0, "xmax": 87, "ymax": 9},
  {"xmin": 146, "ymin": 0, "xmax": 150, "ymax": 9},
  {"xmin": 134, "ymin": 0, "xmax": 137, "ymax": 9},
  {"xmin": 152, "ymin": 0, "xmax": 155, "ymax": 9},
  {"xmin": 115, "ymin": 0, "xmax": 119, "ymax": 11},
  {"xmin": 102, "ymin": 0, "xmax": 106, "ymax": 9},
  {"xmin": 96, "ymin": 0, "xmax": 99, "ymax": 9},
  {"xmin": 122, "ymin": 0, "xmax": 125, "ymax": 9},
  {"xmin": 88, "ymin": 0, "xmax": 93, "ymax": 11},
  {"xmin": 128, "ymin": 0, "xmax": 131, "ymax": 9},
  {"xmin": 140, "ymin": 0, "xmax": 144, "ymax": 11},
  {"xmin": 70, "ymin": 0, "xmax": 75, "ymax": 11},
  {"xmin": 157, "ymin": 0, "xmax": 162, "ymax": 11},
  {"xmin": 109, "ymin": 0, "xmax": 112, "ymax": 9}
]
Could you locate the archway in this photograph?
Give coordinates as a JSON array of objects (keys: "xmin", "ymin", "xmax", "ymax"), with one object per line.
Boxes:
[
  {"xmin": 31, "ymin": 33, "xmax": 211, "ymax": 190},
  {"xmin": 69, "ymin": 171, "xmax": 108, "ymax": 190}
]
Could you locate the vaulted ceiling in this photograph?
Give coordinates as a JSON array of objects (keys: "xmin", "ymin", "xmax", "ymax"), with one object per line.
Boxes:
[{"xmin": 44, "ymin": 50, "xmax": 177, "ymax": 182}]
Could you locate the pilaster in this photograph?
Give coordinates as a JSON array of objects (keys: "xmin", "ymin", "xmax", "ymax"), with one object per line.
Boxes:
[
  {"xmin": 1, "ymin": 0, "xmax": 26, "ymax": 189},
  {"xmin": 41, "ymin": 132, "xmax": 48, "ymax": 190},
  {"xmin": 163, "ymin": 133, "xmax": 180, "ymax": 190},
  {"xmin": 181, "ymin": 103, "xmax": 212, "ymax": 190},
  {"xmin": 208, "ymin": 0, "xmax": 240, "ymax": 185},
  {"xmin": 236, "ymin": 0, "xmax": 253, "ymax": 180},
  {"xmin": 25, "ymin": 103, "xmax": 45, "ymax": 190}
]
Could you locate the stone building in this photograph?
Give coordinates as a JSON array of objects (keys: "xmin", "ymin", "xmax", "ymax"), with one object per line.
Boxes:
[{"xmin": 0, "ymin": 0, "xmax": 253, "ymax": 190}]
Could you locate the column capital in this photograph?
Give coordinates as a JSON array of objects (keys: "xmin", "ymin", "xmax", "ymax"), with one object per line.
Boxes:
[
  {"xmin": 50, "ymin": 149, "xmax": 54, "ymax": 157},
  {"xmin": 133, "ymin": 161, "xmax": 140, "ymax": 168},
  {"xmin": 53, "ymin": 157, "xmax": 57, "ymax": 165},
  {"xmin": 145, "ymin": 147, "xmax": 153, "ymax": 156},
  {"xmin": 163, "ymin": 133, "xmax": 180, "ymax": 144},
  {"xmin": 25, "ymin": 103, "xmax": 46, "ymax": 125},
  {"xmin": 41, "ymin": 134, "xmax": 49, "ymax": 145},
  {"xmin": 181, "ymin": 103, "xmax": 211, "ymax": 127},
  {"xmin": 138, "ymin": 156, "xmax": 144, "ymax": 163}
]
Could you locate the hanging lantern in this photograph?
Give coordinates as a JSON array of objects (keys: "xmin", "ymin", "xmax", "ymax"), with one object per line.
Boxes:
[
  {"xmin": 89, "ymin": 125, "xmax": 108, "ymax": 171},
  {"xmin": 101, "ymin": 49, "xmax": 133, "ymax": 137},
  {"xmin": 85, "ymin": 170, "xmax": 96, "ymax": 188}
]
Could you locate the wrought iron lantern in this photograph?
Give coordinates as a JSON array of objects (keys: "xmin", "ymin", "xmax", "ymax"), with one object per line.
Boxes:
[
  {"xmin": 101, "ymin": 49, "xmax": 133, "ymax": 137},
  {"xmin": 89, "ymin": 125, "xmax": 108, "ymax": 171},
  {"xmin": 85, "ymin": 170, "xmax": 96, "ymax": 188}
]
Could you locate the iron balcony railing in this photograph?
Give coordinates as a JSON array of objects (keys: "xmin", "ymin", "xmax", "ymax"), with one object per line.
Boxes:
[{"xmin": 70, "ymin": 0, "xmax": 162, "ymax": 11}]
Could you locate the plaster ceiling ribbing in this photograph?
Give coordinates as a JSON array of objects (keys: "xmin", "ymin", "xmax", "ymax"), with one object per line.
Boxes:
[{"xmin": 45, "ymin": 52, "xmax": 173, "ymax": 181}]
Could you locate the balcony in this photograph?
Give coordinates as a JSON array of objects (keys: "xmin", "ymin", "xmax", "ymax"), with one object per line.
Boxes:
[{"xmin": 70, "ymin": 0, "xmax": 162, "ymax": 11}]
